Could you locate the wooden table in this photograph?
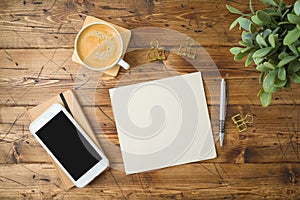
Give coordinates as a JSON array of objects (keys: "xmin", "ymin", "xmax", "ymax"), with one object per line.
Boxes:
[{"xmin": 1, "ymin": 0, "xmax": 299, "ymax": 199}]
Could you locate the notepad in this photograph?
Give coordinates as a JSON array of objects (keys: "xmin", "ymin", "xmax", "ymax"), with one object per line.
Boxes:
[
  {"xmin": 27, "ymin": 90, "xmax": 101, "ymax": 189},
  {"xmin": 109, "ymin": 72, "xmax": 216, "ymax": 174}
]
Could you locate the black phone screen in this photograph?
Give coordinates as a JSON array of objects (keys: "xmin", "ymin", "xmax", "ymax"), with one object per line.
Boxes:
[{"xmin": 36, "ymin": 111, "xmax": 102, "ymax": 181}]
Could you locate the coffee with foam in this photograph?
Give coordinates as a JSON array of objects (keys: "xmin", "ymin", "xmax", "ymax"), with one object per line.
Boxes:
[{"xmin": 76, "ymin": 24, "xmax": 122, "ymax": 69}]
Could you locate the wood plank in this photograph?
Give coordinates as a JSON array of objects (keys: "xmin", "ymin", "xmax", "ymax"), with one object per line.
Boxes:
[
  {"xmin": 0, "ymin": 105, "xmax": 299, "ymax": 164},
  {"xmin": 0, "ymin": 47, "xmax": 255, "ymax": 79},
  {"xmin": 0, "ymin": 163, "xmax": 299, "ymax": 199},
  {"xmin": 1, "ymin": 49, "xmax": 300, "ymax": 106},
  {"xmin": 1, "ymin": 75, "xmax": 300, "ymax": 106},
  {"xmin": 0, "ymin": 0, "xmax": 243, "ymax": 48},
  {"xmin": 1, "ymin": 0, "xmax": 294, "ymax": 49},
  {"xmin": 0, "ymin": 47, "xmax": 256, "ymax": 85}
]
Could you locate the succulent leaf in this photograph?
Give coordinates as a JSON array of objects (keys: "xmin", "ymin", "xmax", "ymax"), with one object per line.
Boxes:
[
  {"xmin": 257, "ymin": 10, "xmax": 271, "ymax": 23},
  {"xmin": 290, "ymin": 72, "xmax": 300, "ymax": 83},
  {"xmin": 260, "ymin": 0, "xmax": 277, "ymax": 7},
  {"xmin": 256, "ymin": 34, "xmax": 268, "ymax": 47},
  {"xmin": 251, "ymin": 15, "xmax": 264, "ymax": 25},
  {"xmin": 230, "ymin": 47, "xmax": 243, "ymax": 55},
  {"xmin": 260, "ymin": 91, "xmax": 272, "ymax": 107},
  {"xmin": 229, "ymin": 17, "xmax": 241, "ymax": 30},
  {"xmin": 268, "ymin": 34, "xmax": 276, "ymax": 48},
  {"xmin": 277, "ymin": 56, "xmax": 297, "ymax": 67},
  {"xmin": 253, "ymin": 47, "xmax": 273, "ymax": 58},
  {"xmin": 278, "ymin": 67, "xmax": 286, "ymax": 80},
  {"xmin": 226, "ymin": 5, "xmax": 244, "ymax": 15},
  {"xmin": 294, "ymin": 0, "xmax": 300, "ymax": 16},
  {"xmin": 287, "ymin": 14, "xmax": 300, "ymax": 24},
  {"xmin": 288, "ymin": 60, "xmax": 300, "ymax": 74},
  {"xmin": 283, "ymin": 27, "xmax": 300, "ymax": 45},
  {"xmin": 263, "ymin": 69, "xmax": 277, "ymax": 92}
]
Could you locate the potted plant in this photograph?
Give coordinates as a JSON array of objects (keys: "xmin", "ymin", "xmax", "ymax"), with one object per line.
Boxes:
[{"xmin": 227, "ymin": 0, "xmax": 300, "ymax": 107}]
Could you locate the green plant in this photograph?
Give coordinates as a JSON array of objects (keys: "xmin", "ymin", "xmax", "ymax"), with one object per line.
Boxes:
[{"xmin": 227, "ymin": 0, "xmax": 300, "ymax": 107}]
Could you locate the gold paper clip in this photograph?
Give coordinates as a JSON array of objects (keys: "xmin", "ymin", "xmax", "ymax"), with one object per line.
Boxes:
[
  {"xmin": 147, "ymin": 40, "xmax": 166, "ymax": 62},
  {"xmin": 178, "ymin": 38, "xmax": 196, "ymax": 59},
  {"xmin": 231, "ymin": 113, "xmax": 254, "ymax": 133}
]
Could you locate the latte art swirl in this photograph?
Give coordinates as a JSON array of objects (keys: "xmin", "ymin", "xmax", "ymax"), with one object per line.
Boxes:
[
  {"xmin": 76, "ymin": 24, "xmax": 121, "ymax": 69},
  {"xmin": 94, "ymin": 39, "xmax": 116, "ymax": 61},
  {"xmin": 88, "ymin": 30, "xmax": 109, "ymax": 40}
]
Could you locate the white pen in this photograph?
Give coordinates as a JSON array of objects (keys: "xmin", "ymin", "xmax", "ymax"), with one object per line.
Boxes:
[{"xmin": 219, "ymin": 79, "xmax": 226, "ymax": 147}]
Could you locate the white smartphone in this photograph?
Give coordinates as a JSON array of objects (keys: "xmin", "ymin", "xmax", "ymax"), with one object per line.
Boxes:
[{"xmin": 29, "ymin": 103, "xmax": 109, "ymax": 188}]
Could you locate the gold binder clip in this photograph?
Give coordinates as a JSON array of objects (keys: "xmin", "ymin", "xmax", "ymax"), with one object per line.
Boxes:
[
  {"xmin": 231, "ymin": 113, "xmax": 254, "ymax": 133},
  {"xmin": 178, "ymin": 38, "xmax": 196, "ymax": 59},
  {"xmin": 147, "ymin": 40, "xmax": 166, "ymax": 62}
]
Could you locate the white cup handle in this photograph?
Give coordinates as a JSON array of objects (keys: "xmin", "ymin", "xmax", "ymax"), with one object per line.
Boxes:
[{"xmin": 118, "ymin": 59, "xmax": 130, "ymax": 70}]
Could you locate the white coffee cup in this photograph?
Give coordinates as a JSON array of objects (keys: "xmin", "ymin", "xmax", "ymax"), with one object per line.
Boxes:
[{"xmin": 74, "ymin": 22, "xmax": 129, "ymax": 71}]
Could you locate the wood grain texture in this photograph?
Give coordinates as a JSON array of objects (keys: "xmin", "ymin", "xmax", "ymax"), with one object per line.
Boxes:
[
  {"xmin": 0, "ymin": 163, "xmax": 300, "ymax": 199},
  {"xmin": 0, "ymin": 0, "xmax": 299, "ymax": 199}
]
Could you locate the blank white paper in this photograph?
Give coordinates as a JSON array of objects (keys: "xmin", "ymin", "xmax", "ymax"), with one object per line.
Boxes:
[{"xmin": 109, "ymin": 72, "xmax": 217, "ymax": 174}]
